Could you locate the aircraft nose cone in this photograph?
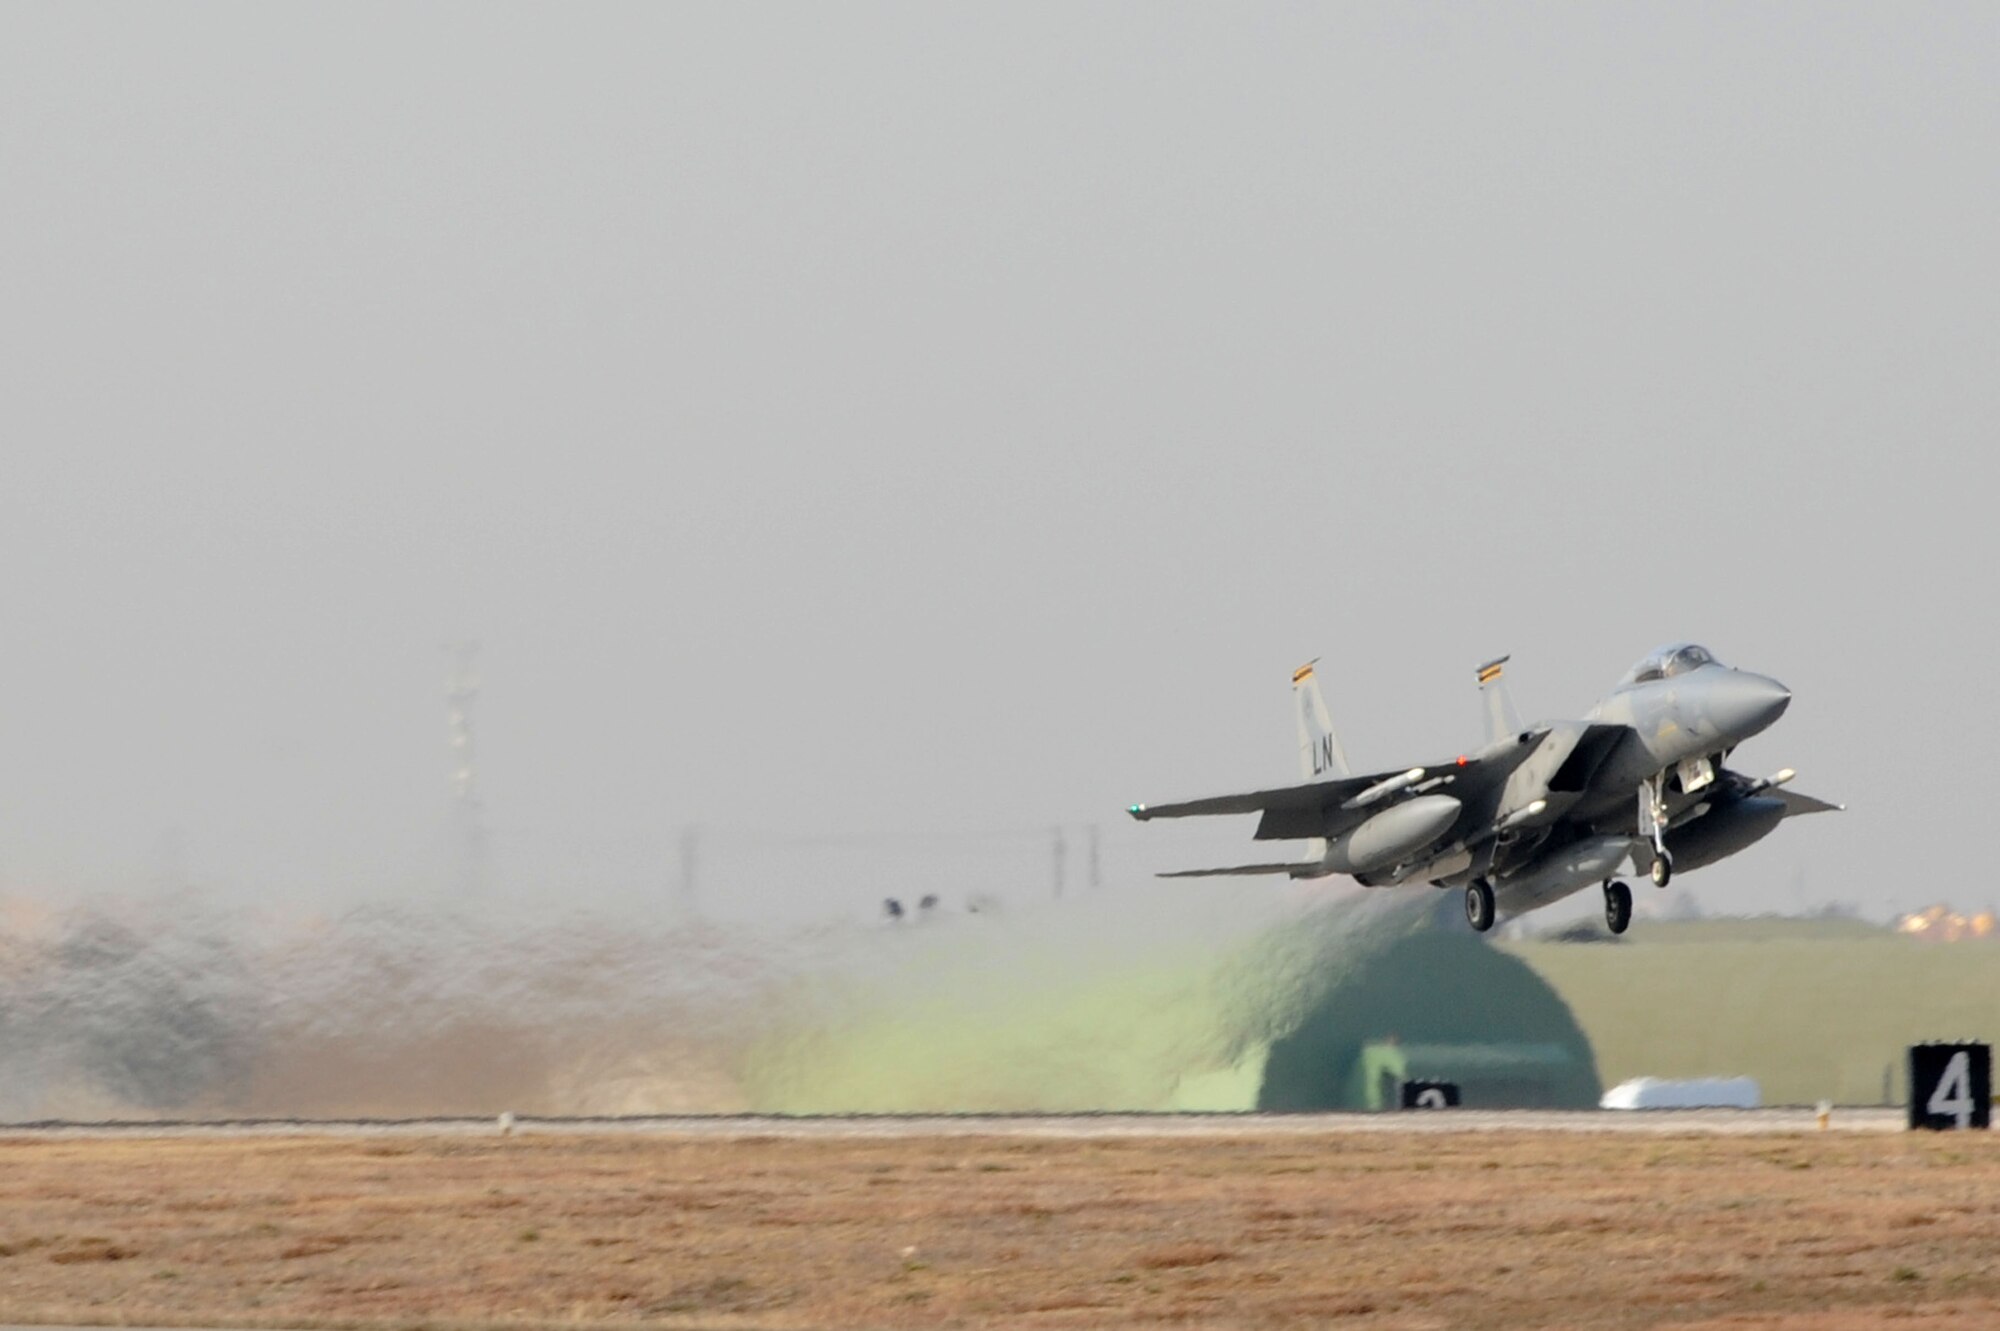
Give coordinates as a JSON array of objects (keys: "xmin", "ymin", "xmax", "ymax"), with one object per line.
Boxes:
[{"xmin": 1710, "ymin": 671, "xmax": 1791, "ymax": 743}]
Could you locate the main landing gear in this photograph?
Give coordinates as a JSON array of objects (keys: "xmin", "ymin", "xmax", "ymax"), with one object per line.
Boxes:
[
  {"xmin": 1603, "ymin": 879, "xmax": 1632, "ymax": 935},
  {"xmin": 1465, "ymin": 879, "xmax": 1497, "ymax": 933}
]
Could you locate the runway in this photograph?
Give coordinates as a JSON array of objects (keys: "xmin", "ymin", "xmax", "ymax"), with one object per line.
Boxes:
[
  {"xmin": 3, "ymin": 1112, "xmax": 1989, "ymax": 1329},
  {"xmin": 0, "ymin": 1106, "xmax": 1907, "ymax": 1138}
]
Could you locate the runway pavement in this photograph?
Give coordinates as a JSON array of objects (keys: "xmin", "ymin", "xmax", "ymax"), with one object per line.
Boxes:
[{"xmin": 0, "ymin": 1106, "xmax": 1908, "ymax": 1139}]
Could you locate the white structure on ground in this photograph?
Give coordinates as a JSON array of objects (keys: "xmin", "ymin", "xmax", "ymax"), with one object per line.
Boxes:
[{"xmin": 1600, "ymin": 1076, "xmax": 1761, "ymax": 1110}]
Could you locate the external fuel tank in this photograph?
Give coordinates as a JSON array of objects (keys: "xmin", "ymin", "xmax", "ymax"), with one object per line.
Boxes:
[{"xmin": 1319, "ymin": 794, "xmax": 1461, "ymax": 875}]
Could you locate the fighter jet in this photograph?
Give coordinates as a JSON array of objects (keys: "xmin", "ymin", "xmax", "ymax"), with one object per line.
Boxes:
[{"xmin": 1127, "ymin": 645, "xmax": 1839, "ymax": 934}]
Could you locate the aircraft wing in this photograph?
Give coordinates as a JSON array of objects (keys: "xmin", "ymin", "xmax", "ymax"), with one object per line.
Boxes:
[
  {"xmin": 1130, "ymin": 749, "xmax": 1518, "ymax": 843},
  {"xmin": 1770, "ymin": 787, "xmax": 1844, "ymax": 817},
  {"xmin": 1127, "ymin": 776, "xmax": 1376, "ymax": 823}
]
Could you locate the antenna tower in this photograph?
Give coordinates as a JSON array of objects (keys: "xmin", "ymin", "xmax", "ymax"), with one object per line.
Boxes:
[{"xmin": 445, "ymin": 641, "xmax": 488, "ymax": 894}]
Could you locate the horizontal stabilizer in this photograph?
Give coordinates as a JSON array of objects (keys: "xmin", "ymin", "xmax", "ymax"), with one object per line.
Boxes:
[
  {"xmin": 1771, "ymin": 788, "xmax": 1844, "ymax": 817},
  {"xmin": 1158, "ymin": 862, "xmax": 1322, "ymax": 878}
]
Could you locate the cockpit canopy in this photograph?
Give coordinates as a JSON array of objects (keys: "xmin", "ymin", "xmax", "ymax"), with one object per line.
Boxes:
[{"xmin": 1619, "ymin": 642, "xmax": 1721, "ymax": 688}]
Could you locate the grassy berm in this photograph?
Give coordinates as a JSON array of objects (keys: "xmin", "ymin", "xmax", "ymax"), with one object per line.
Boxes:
[{"xmin": 1, "ymin": 1130, "xmax": 1997, "ymax": 1329}]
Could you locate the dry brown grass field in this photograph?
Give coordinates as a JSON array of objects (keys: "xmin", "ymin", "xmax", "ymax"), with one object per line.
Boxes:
[{"xmin": 1, "ymin": 1129, "xmax": 1997, "ymax": 1330}]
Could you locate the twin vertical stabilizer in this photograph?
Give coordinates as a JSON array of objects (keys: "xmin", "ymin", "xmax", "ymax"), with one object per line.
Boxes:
[
  {"xmin": 1477, "ymin": 655, "xmax": 1523, "ymax": 745},
  {"xmin": 1293, "ymin": 660, "xmax": 1350, "ymax": 781},
  {"xmin": 1297, "ymin": 655, "xmax": 1519, "ymax": 772}
]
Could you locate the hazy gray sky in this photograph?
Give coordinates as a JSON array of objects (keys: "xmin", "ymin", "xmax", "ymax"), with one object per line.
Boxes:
[{"xmin": 1, "ymin": 3, "xmax": 1993, "ymax": 920}]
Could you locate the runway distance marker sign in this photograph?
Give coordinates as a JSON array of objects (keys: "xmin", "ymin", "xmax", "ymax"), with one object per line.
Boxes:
[
  {"xmin": 1401, "ymin": 1080, "xmax": 1461, "ymax": 1110},
  {"xmin": 1907, "ymin": 1042, "xmax": 1990, "ymax": 1131}
]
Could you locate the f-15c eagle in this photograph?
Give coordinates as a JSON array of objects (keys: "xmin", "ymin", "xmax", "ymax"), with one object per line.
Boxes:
[{"xmin": 1127, "ymin": 645, "xmax": 1839, "ymax": 934}]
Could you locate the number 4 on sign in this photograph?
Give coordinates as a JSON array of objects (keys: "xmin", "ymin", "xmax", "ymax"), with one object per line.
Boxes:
[{"xmin": 1927, "ymin": 1050, "xmax": 1975, "ymax": 1129}]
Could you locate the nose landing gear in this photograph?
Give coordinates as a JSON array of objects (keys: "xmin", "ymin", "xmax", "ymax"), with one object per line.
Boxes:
[{"xmin": 1639, "ymin": 777, "xmax": 1674, "ymax": 888}]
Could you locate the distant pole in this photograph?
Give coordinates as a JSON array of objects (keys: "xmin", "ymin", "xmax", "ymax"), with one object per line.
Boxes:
[
  {"xmin": 444, "ymin": 641, "xmax": 487, "ymax": 895},
  {"xmin": 1087, "ymin": 824, "xmax": 1101, "ymax": 889},
  {"xmin": 678, "ymin": 824, "xmax": 700, "ymax": 919},
  {"xmin": 1052, "ymin": 826, "xmax": 1067, "ymax": 900}
]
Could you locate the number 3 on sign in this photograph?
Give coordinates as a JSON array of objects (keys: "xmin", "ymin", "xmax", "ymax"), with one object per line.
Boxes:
[{"xmin": 1927, "ymin": 1050, "xmax": 1975, "ymax": 1129}]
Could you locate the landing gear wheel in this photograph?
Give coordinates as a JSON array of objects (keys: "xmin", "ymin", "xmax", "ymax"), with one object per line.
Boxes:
[
  {"xmin": 1604, "ymin": 880, "xmax": 1633, "ymax": 935},
  {"xmin": 1639, "ymin": 778, "xmax": 1672, "ymax": 889},
  {"xmin": 1465, "ymin": 879, "xmax": 1497, "ymax": 933}
]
